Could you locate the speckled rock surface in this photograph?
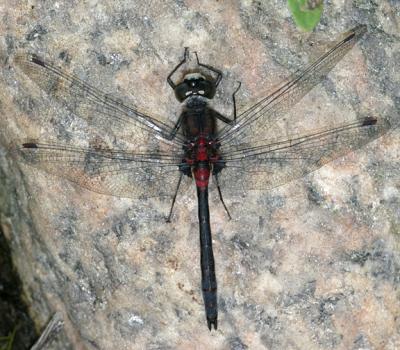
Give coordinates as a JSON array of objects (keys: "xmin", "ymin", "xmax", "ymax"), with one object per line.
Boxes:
[{"xmin": 0, "ymin": 1, "xmax": 399, "ymax": 349}]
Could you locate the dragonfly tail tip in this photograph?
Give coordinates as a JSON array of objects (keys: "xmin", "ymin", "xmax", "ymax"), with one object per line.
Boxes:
[{"xmin": 207, "ymin": 318, "xmax": 218, "ymax": 331}]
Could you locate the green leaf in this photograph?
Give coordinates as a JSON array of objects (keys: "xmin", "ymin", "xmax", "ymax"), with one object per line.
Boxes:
[
  {"xmin": 288, "ymin": 0, "xmax": 323, "ymax": 32},
  {"xmin": 0, "ymin": 326, "xmax": 17, "ymax": 350},
  {"xmin": 7, "ymin": 327, "xmax": 17, "ymax": 350}
]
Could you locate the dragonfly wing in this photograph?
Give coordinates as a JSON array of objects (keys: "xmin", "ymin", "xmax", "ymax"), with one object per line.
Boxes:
[
  {"xmin": 217, "ymin": 116, "xmax": 393, "ymax": 194},
  {"xmin": 14, "ymin": 54, "xmax": 184, "ymax": 146},
  {"xmin": 14, "ymin": 141, "xmax": 189, "ymax": 199},
  {"xmin": 217, "ymin": 25, "xmax": 367, "ymax": 146}
]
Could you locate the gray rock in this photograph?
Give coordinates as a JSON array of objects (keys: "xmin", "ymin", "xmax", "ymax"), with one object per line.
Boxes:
[{"xmin": 0, "ymin": 1, "xmax": 399, "ymax": 349}]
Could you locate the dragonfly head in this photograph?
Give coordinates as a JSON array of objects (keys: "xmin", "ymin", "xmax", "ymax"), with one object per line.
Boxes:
[{"xmin": 174, "ymin": 73, "xmax": 216, "ymax": 102}]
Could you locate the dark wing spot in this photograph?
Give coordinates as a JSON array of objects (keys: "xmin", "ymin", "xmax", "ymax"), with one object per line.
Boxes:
[
  {"xmin": 362, "ymin": 117, "xmax": 377, "ymax": 126},
  {"xmin": 22, "ymin": 142, "xmax": 38, "ymax": 148}
]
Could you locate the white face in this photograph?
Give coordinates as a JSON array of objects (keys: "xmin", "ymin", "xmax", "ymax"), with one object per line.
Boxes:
[
  {"xmin": 185, "ymin": 89, "xmax": 206, "ymax": 97},
  {"xmin": 183, "ymin": 73, "xmax": 207, "ymax": 97},
  {"xmin": 184, "ymin": 72, "xmax": 206, "ymax": 81}
]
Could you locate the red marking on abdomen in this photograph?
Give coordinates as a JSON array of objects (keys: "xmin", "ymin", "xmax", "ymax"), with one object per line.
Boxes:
[
  {"xmin": 196, "ymin": 136, "xmax": 208, "ymax": 162},
  {"xmin": 194, "ymin": 167, "xmax": 210, "ymax": 189}
]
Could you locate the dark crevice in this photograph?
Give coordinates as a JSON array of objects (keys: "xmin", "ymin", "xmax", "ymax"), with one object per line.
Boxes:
[{"xmin": 0, "ymin": 225, "xmax": 37, "ymax": 349}]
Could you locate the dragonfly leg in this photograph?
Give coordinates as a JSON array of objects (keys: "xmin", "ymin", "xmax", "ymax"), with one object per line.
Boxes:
[
  {"xmin": 167, "ymin": 47, "xmax": 189, "ymax": 90},
  {"xmin": 214, "ymin": 174, "xmax": 232, "ymax": 220},
  {"xmin": 213, "ymin": 81, "xmax": 241, "ymax": 126},
  {"xmin": 166, "ymin": 173, "xmax": 184, "ymax": 223},
  {"xmin": 231, "ymin": 81, "xmax": 241, "ymax": 124},
  {"xmin": 194, "ymin": 51, "xmax": 222, "ymax": 87},
  {"xmin": 166, "ymin": 112, "xmax": 184, "ymax": 140}
]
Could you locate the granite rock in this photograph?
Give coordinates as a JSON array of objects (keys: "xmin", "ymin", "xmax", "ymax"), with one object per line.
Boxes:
[{"xmin": 0, "ymin": 1, "xmax": 399, "ymax": 349}]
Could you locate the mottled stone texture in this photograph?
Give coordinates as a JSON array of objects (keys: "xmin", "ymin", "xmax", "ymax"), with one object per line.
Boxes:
[{"xmin": 0, "ymin": 1, "xmax": 399, "ymax": 349}]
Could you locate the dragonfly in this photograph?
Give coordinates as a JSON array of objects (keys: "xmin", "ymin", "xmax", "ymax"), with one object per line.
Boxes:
[{"xmin": 13, "ymin": 24, "xmax": 393, "ymax": 330}]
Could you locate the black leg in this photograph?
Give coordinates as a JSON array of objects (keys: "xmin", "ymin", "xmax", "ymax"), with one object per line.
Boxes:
[
  {"xmin": 231, "ymin": 81, "xmax": 241, "ymax": 123},
  {"xmin": 167, "ymin": 47, "xmax": 189, "ymax": 90},
  {"xmin": 214, "ymin": 174, "xmax": 231, "ymax": 220},
  {"xmin": 166, "ymin": 173, "xmax": 184, "ymax": 223},
  {"xmin": 166, "ymin": 112, "xmax": 184, "ymax": 140},
  {"xmin": 194, "ymin": 51, "xmax": 222, "ymax": 87},
  {"xmin": 214, "ymin": 81, "xmax": 241, "ymax": 125}
]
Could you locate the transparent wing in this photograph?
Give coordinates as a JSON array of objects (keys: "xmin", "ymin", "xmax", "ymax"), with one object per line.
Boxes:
[
  {"xmin": 15, "ymin": 141, "xmax": 189, "ymax": 199},
  {"xmin": 217, "ymin": 25, "xmax": 367, "ymax": 146},
  {"xmin": 14, "ymin": 53, "xmax": 185, "ymax": 146},
  {"xmin": 216, "ymin": 116, "xmax": 393, "ymax": 193}
]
